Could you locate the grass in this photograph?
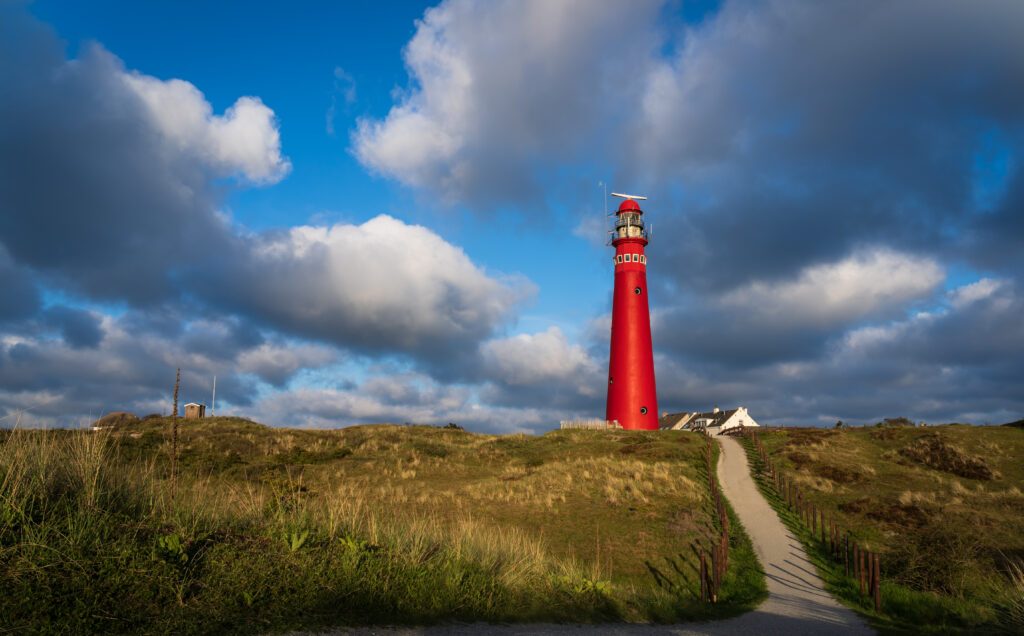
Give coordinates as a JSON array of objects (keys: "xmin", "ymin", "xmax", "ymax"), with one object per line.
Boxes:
[
  {"xmin": 741, "ymin": 425, "xmax": 1024, "ymax": 634},
  {"xmin": 1, "ymin": 417, "xmax": 765, "ymax": 633}
]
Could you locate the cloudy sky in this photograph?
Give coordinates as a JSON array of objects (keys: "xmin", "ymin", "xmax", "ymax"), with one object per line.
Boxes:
[{"xmin": 2, "ymin": 0, "xmax": 1022, "ymax": 431}]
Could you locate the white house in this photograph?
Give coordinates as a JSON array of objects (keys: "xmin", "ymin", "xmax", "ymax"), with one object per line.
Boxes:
[{"xmin": 663, "ymin": 406, "xmax": 759, "ymax": 433}]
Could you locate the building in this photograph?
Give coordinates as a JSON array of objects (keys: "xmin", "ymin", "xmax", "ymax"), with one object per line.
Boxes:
[
  {"xmin": 605, "ymin": 195, "xmax": 658, "ymax": 430},
  {"xmin": 184, "ymin": 403, "xmax": 206, "ymax": 420},
  {"xmin": 659, "ymin": 412, "xmax": 694, "ymax": 430},
  {"xmin": 686, "ymin": 406, "xmax": 759, "ymax": 433}
]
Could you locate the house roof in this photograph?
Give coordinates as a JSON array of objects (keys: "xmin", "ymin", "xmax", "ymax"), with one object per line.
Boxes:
[
  {"xmin": 658, "ymin": 411, "xmax": 691, "ymax": 429},
  {"xmin": 184, "ymin": 402, "xmax": 203, "ymax": 407},
  {"xmin": 691, "ymin": 409, "xmax": 740, "ymax": 427}
]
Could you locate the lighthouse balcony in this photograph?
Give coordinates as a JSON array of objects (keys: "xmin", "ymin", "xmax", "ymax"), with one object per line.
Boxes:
[
  {"xmin": 613, "ymin": 213, "xmax": 646, "ymax": 240},
  {"xmin": 612, "ymin": 224, "xmax": 647, "ymax": 240}
]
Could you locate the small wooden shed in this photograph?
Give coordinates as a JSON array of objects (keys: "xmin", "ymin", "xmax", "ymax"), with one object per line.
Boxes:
[{"xmin": 184, "ymin": 403, "xmax": 206, "ymax": 420}]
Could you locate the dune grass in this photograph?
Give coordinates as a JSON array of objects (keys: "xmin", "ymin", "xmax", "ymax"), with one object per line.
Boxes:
[
  {"xmin": 1, "ymin": 418, "xmax": 764, "ymax": 633},
  {"xmin": 741, "ymin": 425, "xmax": 1024, "ymax": 634}
]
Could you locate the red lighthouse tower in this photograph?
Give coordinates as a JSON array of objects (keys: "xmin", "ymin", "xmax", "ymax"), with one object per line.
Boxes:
[{"xmin": 606, "ymin": 194, "xmax": 658, "ymax": 430}]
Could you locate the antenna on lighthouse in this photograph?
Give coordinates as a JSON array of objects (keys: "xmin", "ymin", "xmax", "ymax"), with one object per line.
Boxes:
[{"xmin": 611, "ymin": 192, "xmax": 648, "ymax": 201}]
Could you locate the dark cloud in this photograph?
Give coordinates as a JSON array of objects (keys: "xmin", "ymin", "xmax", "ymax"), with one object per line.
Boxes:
[
  {"xmin": 635, "ymin": 0, "xmax": 1024, "ymax": 291},
  {"xmin": 42, "ymin": 306, "xmax": 103, "ymax": 349},
  {"xmin": 968, "ymin": 166, "xmax": 1024, "ymax": 273},
  {"xmin": 0, "ymin": 308, "xmax": 345, "ymax": 425},
  {"xmin": 179, "ymin": 318, "xmax": 266, "ymax": 362},
  {"xmin": 0, "ymin": 9, "xmax": 230, "ymax": 304},
  {"xmin": 654, "ymin": 247, "xmax": 944, "ymax": 366},
  {"xmin": 0, "ymin": 247, "xmax": 40, "ymax": 323},
  {"xmin": 653, "ymin": 279, "xmax": 1024, "ymax": 425}
]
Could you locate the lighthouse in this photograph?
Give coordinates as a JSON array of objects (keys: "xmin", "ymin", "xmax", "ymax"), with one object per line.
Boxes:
[{"xmin": 606, "ymin": 194, "xmax": 658, "ymax": 430}]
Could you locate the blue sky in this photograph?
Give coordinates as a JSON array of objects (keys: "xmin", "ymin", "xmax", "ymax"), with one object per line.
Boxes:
[{"xmin": 2, "ymin": 0, "xmax": 1022, "ymax": 430}]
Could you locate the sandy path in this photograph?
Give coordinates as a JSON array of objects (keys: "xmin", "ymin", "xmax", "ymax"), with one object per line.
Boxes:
[
  {"xmin": 294, "ymin": 435, "xmax": 873, "ymax": 636},
  {"xmin": 707, "ymin": 434, "xmax": 873, "ymax": 634}
]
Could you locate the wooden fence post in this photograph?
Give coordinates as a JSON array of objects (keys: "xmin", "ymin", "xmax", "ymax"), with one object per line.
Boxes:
[
  {"xmin": 844, "ymin": 533, "xmax": 849, "ymax": 576},
  {"xmin": 872, "ymin": 553, "xmax": 881, "ymax": 612},
  {"xmin": 853, "ymin": 542, "xmax": 860, "ymax": 587},
  {"xmin": 700, "ymin": 551, "xmax": 707, "ymax": 602},
  {"xmin": 710, "ymin": 547, "xmax": 719, "ymax": 603},
  {"xmin": 867, "ymin": 550, "xmax": 875, "ymax": 599},
  {"xmin": 859, "ymin": 548, "xmax": 866, "ymax": 597}
]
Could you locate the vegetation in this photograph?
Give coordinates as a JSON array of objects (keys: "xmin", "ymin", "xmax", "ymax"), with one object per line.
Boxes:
[
  {"xmin": 1, "ymin": 417, "xmax": 764, "ymax": 633},
  {"xmin": 742, "ymin": 424, "xmax": 1024, "ymax": 633}
]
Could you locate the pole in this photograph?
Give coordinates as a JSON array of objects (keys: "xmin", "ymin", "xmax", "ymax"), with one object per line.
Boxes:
[
  {"xmin": 211, "ymin": 375, "xmax": 216, "ymax": 417},
  {"xmin": 171, "ymin": 368, "xmax": 180, "ymax": 500},
  {"xmin": 700, "ymin": 551, "xmax": 707, "ymax": 602},
  {"xmin": 844, "ymin": 533, "xmax": 849, "ymax": 576},
  {"xmin": 873, "ymin": 553, "xmax": 882, "ymax": 612},
  {"xmin": 859, "ymin": 548, "xmax": 866, "ymax": 596},
  {"xmin": 599, "ymin": 180, "xmax": 608, "ymax": 239}
]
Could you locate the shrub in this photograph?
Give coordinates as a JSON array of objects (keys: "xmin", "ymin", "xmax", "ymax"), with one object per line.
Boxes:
[
  {"xmin": 898, "ymin": 433, "xmax": 998, "ymax": 480},
  {"xmin": 889, "ymin": 519, "xmax": 982, "ymax": 595}
]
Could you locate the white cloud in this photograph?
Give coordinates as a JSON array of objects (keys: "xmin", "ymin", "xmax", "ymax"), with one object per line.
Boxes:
[
  {"xmin": 949, "ymin": 277, "xmax": 1006, "ymax": 309},
  {"xmin": 840, "ymin": 318, "xmax": 924, "ymax": 356},
  {"xmin": 237, "ymin": 343, "xmax": 338, "ymax": 386},
  {"xmin": 352, "ymin": 0, "xmax": 661, "ymax": 201},
  {"xmin": 719, "ymin": 248, "xmax": 943, "ymax": 327},
  {"xmin": 206, "ymin": 215, "xmax": 534, "ymax": 356},
  {"xmin": 480, "ymin": 327, "xmax": 601, "ymax": 394},
  {"xmin": 122, "ymin": 72, "xmax": 290, "ymax": 184}
]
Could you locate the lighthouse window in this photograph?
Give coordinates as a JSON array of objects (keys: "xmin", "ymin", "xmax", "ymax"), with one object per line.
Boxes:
[
  {"xmin": 634, "ymin": 286, "xmax": 642, "ymax": 295},
  {"xmin": 616, "ymin": 255, "xmax": 623, "ymax": 264},
  {"xmin": 640, "ymin": 255, "xmax": 646, "ymax": 264},
  {"xmin": 640, "ymin": 406, "xmax": 648, "ymax": 415},
  {"xmin": 632, "ymin": 253, "xmax": 639, "ymax": 262}
]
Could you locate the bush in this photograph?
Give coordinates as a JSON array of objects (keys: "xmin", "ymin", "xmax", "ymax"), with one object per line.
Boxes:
[
  {"xmin": 889, "ymin": 520, "xmax": 982, "ymax": 595},
  {"xmin": 898, "ymin": 433, "xmax": 998, "ymax": 480}
]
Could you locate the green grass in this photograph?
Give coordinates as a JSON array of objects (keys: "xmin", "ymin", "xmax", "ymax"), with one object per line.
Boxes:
[
  {"xmin": 1, "ymin": 418, "xmax": 765, "ymax": 633},
  {"xmin": 740, "ymin": 426, "xmax": 1024, "ymax": 634}
]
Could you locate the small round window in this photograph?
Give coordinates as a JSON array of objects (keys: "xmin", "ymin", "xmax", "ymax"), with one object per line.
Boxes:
[
  {"xmin": 634, "ymin": 286, "xmax": 642, "ymax": 295},
  {"xmin": 640, "ymin": 406, "xmax": 648, "ymax": 415},
  {"xmin": 608, "ymin": 377, "xmax": 613, "ymax": 384}
]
